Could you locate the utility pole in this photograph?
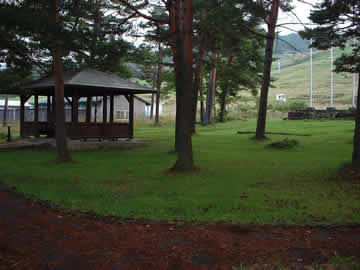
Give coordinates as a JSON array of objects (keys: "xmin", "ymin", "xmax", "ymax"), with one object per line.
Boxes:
[
  {"xmin": 329, "ymin": 0, "xmax": 335, "ymax": 109},
  {"xmin": 330, "ymin": 47, "xmax": 334, "ymax": 108},
  {"xmin": 277, "ymin": 59, "xmax": 280, "ymax": 74}
]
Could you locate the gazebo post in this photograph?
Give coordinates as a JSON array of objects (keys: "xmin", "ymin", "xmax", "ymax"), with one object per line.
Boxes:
[
  {"xmin": 72, "ymin": 91, "xmax": 79, "ymax": 123},
  {"xmin": 94, "ymin": 96, "xmax": 97, "ymax": 123},
  {"xmin": 34, "ymin": 94, "xmax": 39, "ymax": 138},
  {"xmin": 47, "ymin": 95, "xmax": 51, "ymax": 122},
  {"xmin": 52, "ymin": 96, "xmax": 56, "ymax": 121},
  {"xmin": 110, "ymin": 95, "xmax": 114, "ymax": 123},
  {"xmin": 129, "ymin": 94, "xmax": 134, "ymax": 139},
  {"xmin": 103, "ymin": 95, "xmax": 107, "ymax": 123},
  {"xmin": 20, "ymin": 95, "xmax": 25, "ymax": 138},
  {"xmin": 86, "ymin": 96, "xmax": 92, "ymax": 123}
]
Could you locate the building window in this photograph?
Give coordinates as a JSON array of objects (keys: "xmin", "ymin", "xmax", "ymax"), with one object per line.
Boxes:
[{"xmin": 115, "ymin": 110, "xmax": 129, "ymax": 121}]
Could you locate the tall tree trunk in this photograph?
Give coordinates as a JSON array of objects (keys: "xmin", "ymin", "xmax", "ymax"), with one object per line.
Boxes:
[
  {"xmin": 191, "ymin": 30, "xmax": 207, "ymax": 134},
  {"xmin": 200, "ymin": 72, "xmax": 205, "ymax": 124},
  {"xmin": 53, "ymin": 0, "xmax": 70, "ymax": 162},
  {"xmin": 219, "ymin": 56, "xmax": 234, "ymax": 122},
  {"xmin": 352, "ymin": 72, "xmax": 360, "ymax": 168},
  {"xmin": 155, "ymin": 40, "xmax": 163, "ymax": 125},
  {"xmin": 3, "ymin": 95, "xmax": 8, "ymax": 127},
  {"xmin": 172, "ymin": 0, "xmax": 194, "ymax": 171},
  {"xmin": 219, "ymin": 92, "xmax": 227, "ymax": 122},
  {"xmin": 255, "ymin": 0, "xmax": 280, "ymax": 139},
  {"xmin": 204, "ymin": 51, "xmax": 218, "ymax": 124},
  {"xmin": 169, "ymin": 1, "xmax": 180, "ymax": 153}
]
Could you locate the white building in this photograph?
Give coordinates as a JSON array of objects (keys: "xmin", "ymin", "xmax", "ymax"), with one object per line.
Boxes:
[{"xmin": 275, "ymin": 93, "xmax": 287, "ymax": 103}]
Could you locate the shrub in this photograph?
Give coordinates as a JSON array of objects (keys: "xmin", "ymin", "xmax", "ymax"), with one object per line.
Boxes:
[
  {"xmin": 265, "ymin": 138, "xmax": 299, "ymax": 149},
  {"xmin": 288, "ymin": 101, "xmax": 307, "ymax": 111}
]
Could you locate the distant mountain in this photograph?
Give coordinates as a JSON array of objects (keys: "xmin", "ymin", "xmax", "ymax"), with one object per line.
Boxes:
[{"xmin": 274, "ymin": 33, "xmax": 311, "ymax": 54}]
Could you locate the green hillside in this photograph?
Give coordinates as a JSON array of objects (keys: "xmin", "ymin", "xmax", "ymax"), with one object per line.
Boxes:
[{"xmin": 270, "ymin": 47, "xmax": 358, "ymax": 109}]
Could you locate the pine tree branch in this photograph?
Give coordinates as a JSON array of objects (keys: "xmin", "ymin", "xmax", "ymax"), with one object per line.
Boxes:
[
  {"xmin": 116, "ymin": 0, "xmax": 169, "ymax": 24},
  {"xmin": 295, "ymin": 0, "xmax": 316, "ymax": 8},
  {"xmin": 0, "ymin": 34, "xmax": 48, "ymax": 73}
]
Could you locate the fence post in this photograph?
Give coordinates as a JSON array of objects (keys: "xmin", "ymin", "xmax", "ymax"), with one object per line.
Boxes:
[{"xmin": 7, "ymin": 126, "xmax": 11, "ymax": 142}]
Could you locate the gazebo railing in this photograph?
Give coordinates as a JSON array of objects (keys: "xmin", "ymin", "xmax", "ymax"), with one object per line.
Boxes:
[{"xmin": 23, "ymin": 121, "xmax": 130, "ymax": 139}]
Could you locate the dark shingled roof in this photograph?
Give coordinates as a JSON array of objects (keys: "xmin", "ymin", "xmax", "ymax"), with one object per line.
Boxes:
[{"xmin": 1, "ymin": 68, "xmax": 156, "ymax": 96}]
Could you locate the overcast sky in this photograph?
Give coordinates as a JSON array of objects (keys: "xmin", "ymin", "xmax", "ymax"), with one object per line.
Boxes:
[{"xmin": 277, "ymin": 0, "xmax": 322, "ymax": 35}]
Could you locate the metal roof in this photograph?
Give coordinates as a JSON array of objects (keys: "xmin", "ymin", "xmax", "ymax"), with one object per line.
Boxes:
[{"xmin": 1, "ymin": 68, "xmax": 156, "ymax": 96}]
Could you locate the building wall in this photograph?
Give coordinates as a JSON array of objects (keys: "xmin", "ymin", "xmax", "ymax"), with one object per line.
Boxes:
[{"xmin": 94, "ymin": 95, "xmax": 148, "ymax": 121}]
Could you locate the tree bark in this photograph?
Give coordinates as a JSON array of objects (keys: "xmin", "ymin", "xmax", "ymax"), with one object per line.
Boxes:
[
  {"xmin": 53, "ymin": 0, "xmax": 71, "ymax": 162},
  {"xmin": 200, "ymin": 71, "xmax": 205, "ymax": 124},
  {"xmin": 204, "ymin": 51, "xmax": 218, "ymax": 124},
  {"xmin": 174, "ymin": 0, "xmax": 182, "ymax": 153},
  {"xmin": 3, "ymin": 95, "xmax": 8, "ymax": 127},
  {"xmin": 352, "ymin": 72, "xmax": 360, "ymax": 168},
  {"xmin": 172, "ymin": 0, "xmax": 194, "ymax": 171},
  {"xmin": 255, "ymin": 0, "xmax": 280, "ymax": 140},
  {"xmin": 191, "ymin": 30, "xmax": 207, "ymax": 133},
  {"xmin": 219, "ymin": 56, "xmax": 234, "ymax": 122}
]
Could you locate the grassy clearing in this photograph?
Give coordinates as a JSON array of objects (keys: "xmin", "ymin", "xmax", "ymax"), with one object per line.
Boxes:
[{"xmin": 0, "ymin": 119, "xmax": 359, "ymax": 224}]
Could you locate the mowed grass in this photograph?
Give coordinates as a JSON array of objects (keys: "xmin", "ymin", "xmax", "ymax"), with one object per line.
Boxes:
[{"xmin": 0, "ymin": 119, "xmax": 359, "ymax": 224}]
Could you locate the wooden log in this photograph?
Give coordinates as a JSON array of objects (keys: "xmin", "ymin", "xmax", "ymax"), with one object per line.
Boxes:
[{"xmin": 237, "ymin": 131, "xmax": 311, "ymax": 137}]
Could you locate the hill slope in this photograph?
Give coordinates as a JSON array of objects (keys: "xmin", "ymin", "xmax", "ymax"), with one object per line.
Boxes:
[
  {"xmin": 270, "ymin": 47, "xmax": 358, "ymax": 109},
  {"xmin": 274, "ymin": 33, "xmax": 310, "ymax": 54}
]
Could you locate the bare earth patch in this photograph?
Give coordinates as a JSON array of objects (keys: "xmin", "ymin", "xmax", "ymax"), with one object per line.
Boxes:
[{"xmin": 0, "ymin": 186, "xmax": 359, "ymax": 270}]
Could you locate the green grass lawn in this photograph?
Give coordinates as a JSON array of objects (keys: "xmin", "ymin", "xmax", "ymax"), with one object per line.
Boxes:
[{"xmin": 0, "ymin": 119, "xmax": 359, "ymax": 224}]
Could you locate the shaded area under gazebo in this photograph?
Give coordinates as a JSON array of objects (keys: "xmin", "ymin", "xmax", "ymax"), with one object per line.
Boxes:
[{"xmin": 1, "ymin": 68, "xmax": 156, "ymax": 140}]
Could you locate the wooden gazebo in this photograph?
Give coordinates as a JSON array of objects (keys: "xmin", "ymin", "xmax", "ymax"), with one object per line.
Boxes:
[{"xmin": 2, "ymin": 68, "xmax": 156, "ymax": 140}]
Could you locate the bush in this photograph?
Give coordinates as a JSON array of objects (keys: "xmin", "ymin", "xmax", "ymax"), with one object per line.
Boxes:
[
  {"xmin": 265, "ymin": 138, "xmax": 299, "ymax": 149},
  {"xmin": 271, "ymin": 103, "xmax": 289, "ymax": 112},
  {"xmin": 268, "ymin": 101, "xmax": 308, "ymax": 113},
  {"xmin": 0, "ymin": 132, "xmax": 7, "ymax": 140},
  {"xmin": 288, "ymin": 101, "xmax": 307, "ymax": 111}
]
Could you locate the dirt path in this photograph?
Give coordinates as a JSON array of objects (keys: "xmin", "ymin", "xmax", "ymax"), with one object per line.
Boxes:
[{"xmin": 0, "ymin": 189, "xmax": 359, "ymax": 270}]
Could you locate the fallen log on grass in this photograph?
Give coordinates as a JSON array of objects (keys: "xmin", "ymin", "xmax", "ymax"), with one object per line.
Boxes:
[{"xmin": 237, "ymin": 131, "xmax": 311, "ymax": 137}]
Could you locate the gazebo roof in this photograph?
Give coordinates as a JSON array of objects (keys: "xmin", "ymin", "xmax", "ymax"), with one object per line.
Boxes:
[{"xmin": 1, "ymin": 68, "xmax": 156, "ymax": 96}]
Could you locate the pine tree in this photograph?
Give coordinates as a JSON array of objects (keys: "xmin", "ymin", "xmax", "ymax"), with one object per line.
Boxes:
[
  {"xmin": 300, "ymin": 0, "xmax": 360, "ymax": 168},
  {"xmin": 254, "ymin": 0, "xmax": 293, "ymax": 140}
]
